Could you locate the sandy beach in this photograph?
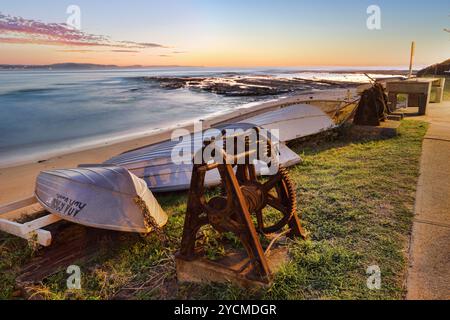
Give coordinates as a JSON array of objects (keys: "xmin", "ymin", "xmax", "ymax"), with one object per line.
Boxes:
[{"xmin": 0, "ymin": 88, "xmax": 355, "ymax": 205}]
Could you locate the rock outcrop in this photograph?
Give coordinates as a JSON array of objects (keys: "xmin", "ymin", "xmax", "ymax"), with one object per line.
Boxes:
[{"xmin": 143, "ymin": 75, "xmax": 356, "ymax": 97}]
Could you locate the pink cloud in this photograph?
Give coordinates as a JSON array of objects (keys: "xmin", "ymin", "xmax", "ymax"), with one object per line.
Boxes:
[{"xmin": 0, "ymin": 12, "xmax": 168, "ymax": 50}]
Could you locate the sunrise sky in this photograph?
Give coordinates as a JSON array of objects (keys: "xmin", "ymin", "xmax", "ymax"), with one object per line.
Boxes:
[{"xmin": 0, "ymin": 0, "xmax": 449, "ymax": 67}]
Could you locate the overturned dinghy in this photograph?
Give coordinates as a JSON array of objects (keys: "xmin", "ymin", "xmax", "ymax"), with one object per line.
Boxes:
[
  {"xmin": 105, "ymin": 123, "xmax": 302, "ymax": 192},
  {"xmin": 105, "ymin": 104, "xmax": 335, "ymax": 193},
  {"xmin": 35, "ymin": 165, "xmax": 168, "ymax": 233},
  {"xmin": 239, "ymin": 104, "xmax": 335, "ymax": 142}
]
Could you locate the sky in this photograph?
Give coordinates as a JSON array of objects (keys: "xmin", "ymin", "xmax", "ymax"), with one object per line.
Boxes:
[{"xmin": 0, "ymin": 0, "xmax": 449, "ymax": 67}]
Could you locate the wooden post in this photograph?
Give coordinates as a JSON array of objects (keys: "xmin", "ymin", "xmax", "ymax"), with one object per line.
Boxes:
[{"xmin": 408, "ymin": 41, "xmax": 415, "ymax": 79}]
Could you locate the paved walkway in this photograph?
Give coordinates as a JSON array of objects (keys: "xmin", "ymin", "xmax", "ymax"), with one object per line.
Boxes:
[{"xmin": 407, "ymin": 100, "xmax": 450, "ymax": 300}]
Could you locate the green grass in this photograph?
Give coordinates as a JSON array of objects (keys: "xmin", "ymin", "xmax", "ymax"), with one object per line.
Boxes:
[{"xmin": 0, "ymin": 120, "xmax": 428, "ymax": 300}]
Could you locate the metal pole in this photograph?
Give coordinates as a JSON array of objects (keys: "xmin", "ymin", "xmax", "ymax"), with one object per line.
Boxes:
[{"xmin": 408, "ymin": 41, "xmax": 415, "ymax": 79}]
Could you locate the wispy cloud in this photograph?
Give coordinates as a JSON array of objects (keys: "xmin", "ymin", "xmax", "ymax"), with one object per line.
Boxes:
[
  {"xmin": 110, "ymin": 49, "xmax": 139, "ymax": 53},
  {"xmin": 118, "ymin": 41, "xmax": 166, "ymax": 49},
  {"xmin": 57, "ymin": 49, "xmax": 96, "ymax": 53},
  {"xmin": 0, "ymin": 12, "xmax": 168, "ymax": 51}
]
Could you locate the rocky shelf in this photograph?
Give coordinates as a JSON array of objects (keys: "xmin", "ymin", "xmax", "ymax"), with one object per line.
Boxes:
[{"xmin": 142, "ymin": 75, "xmax": 357, "ymax": 97}]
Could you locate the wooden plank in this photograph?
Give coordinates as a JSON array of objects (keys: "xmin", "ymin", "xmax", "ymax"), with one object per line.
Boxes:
[
  {"xmin": 0, "ymin": 206, "xmax": 46, "ymax": 222},
  {"xmin": 176, "ymin": 247, "xmax": 289, "ymax": 289},
  {"xmin": 16, "ymin": 223, "xmax": 136, "ymax": 290},
  {"xmin": 33, "ymin": 230, "xmax": 53, "ymax": 247},
  {"xmin": 0, "ymin": 219, "xmax": 53, "ymax": 246},
  {"xmin": 0, "ymin": 195, "xmax": 60, "ymax": 247},
  {"xmin": 23, "ymin": 214, "xmax": 62, "ymax": 233},
  {"xmin": 0, "ymin": 196, "xmax": 37, "ymax": 216},
  {"xmin": 0, "ymin": 219, "xmax": 25, "ymax": 236}
]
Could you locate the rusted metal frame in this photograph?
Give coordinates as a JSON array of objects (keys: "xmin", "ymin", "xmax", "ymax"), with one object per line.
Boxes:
[
  {"xmin": 222, "ymin": 163, "xmax": 272, "ymax": 280},
  {"xmin": 178, "ymin": 130, "xmax": 305, "ymax": 283},
  {"xmin": 179, "ymin": 164, "xmax": 208, "ymax": 260}
]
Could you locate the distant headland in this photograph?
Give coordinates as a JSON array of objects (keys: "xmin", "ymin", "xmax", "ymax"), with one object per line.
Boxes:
[{"xmin": 0, "ymin": 63, "xmax": 194, "ymax": 70}]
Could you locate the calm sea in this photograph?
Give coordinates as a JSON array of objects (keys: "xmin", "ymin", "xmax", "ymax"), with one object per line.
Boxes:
[{"xmin": 0, "ymin": 67, "xmax": 403, "ymax": 167}]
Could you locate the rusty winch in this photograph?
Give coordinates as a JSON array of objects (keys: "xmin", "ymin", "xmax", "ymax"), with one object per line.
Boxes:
[{"xmin": 177, "ymin": 127, "xmax": 306, "ymax": 284}]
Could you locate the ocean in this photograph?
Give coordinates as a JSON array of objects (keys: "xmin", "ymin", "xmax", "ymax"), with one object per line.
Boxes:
[{"xmin": 0, "ymin": 67, "xmax": 403, "ymax": 168}]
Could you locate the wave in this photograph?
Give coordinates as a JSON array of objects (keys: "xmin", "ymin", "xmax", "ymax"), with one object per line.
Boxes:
[{"xmin": 0, "ymin": 87, "xmax": 58, "ymax": 97}]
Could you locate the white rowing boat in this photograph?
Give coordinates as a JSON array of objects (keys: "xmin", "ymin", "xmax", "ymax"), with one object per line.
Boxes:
[
  {"xmin": 105, "ymin": 104, "xmax": 334, "ymax": 192},
  {"xmin": 35, "ymin": 165, "xmax": 168, "ymax": 233},
  {"xmin": 241, "ymin": 103, "xmax": 335, "ymax": 142},
  {"xmin": 105, "ymin": 123, "xmax": 301, "ymax": 192}
]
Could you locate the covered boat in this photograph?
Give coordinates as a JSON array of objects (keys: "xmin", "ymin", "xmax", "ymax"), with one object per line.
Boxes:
[{"xmin": 35, "ymin": 165, "xmax": 168, "ymax": 233}]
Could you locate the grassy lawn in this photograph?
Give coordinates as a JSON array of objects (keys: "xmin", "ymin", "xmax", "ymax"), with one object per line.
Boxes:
[{"xmin": 0, "ymin": 120, "xmax": 428, "ymax": 300}]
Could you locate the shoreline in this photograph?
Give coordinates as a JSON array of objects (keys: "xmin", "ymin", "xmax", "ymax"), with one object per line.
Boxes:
[
  {"xmin": 0, "ymin": 88, "xmax": 354, "ymax": 204},
  {"xmin": 0, "ymin": 97, "xmax": 283, "ymax": 170}
]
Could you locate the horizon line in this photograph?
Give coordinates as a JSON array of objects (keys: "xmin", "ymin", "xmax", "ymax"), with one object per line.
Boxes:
[{"xmin": 0, "ymin": 62, "xmax": 428, "ymax": 70}]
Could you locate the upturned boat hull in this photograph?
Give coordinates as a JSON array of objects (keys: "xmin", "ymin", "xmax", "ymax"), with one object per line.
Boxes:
[
  {"xmin": 105, "ymin": 104, "xmax": 334, "ymax": 192},
  {"xmin": 35, "ymin": 166, "xmax": 167, "ymax": 233}
]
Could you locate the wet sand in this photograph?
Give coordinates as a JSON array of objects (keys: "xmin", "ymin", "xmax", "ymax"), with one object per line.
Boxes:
[{"xmin": 0, "ymin": 88, "xmax": 355, "ymax": 205}]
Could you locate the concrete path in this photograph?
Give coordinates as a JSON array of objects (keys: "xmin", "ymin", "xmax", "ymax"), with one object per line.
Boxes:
[{"xmin": 407, "ymin": 100, "xmax": 450, "ymax": 300}]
